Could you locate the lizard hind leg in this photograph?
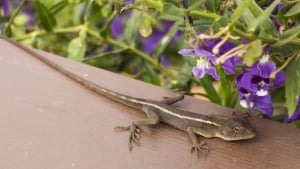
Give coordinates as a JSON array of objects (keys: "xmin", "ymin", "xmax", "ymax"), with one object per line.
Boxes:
[
  {"xmin": 114, "ymin": 123, "xmax": 141, "ymax": 150},
  {"xmin": 114, "ymin": 106, "xmax": 160, "ymax": 151},
  {"xmin": 186, "ymin": 127, "xmax": 209, "ymax": 158}
]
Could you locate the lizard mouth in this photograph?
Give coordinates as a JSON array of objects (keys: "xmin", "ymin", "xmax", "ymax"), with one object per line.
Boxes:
[
  {"xmin": 234, "ymin": 128, "xmax": 256, "ymax": 141},
  {"xmin": 217, "ymin": 128, "xmax": 256, "ymax": 141}
]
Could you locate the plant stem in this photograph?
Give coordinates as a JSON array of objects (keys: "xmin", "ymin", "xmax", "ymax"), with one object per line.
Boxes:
[
  {"xmin": 270, "ymin": 51, "xmax": 299, "ymax": 80},
  {"xmin": 13, "ymin": 26, "xmax": 83, "ymax": 41},
  {"xmin": 189, "ymin": 10, "xmax": 218, "ymax": 20},
  {"xmin": 105, "ymin": 37, "xmax": 176, "ymax": 79},
  {"xmin": 13, "ymin": 26, "xmax": 176, "ymax": 79},
  {"xmin": 3, "ymin": 0, "xmax": 26, "ymax": 36},
  {"xmin": 233, "ymin": 27, "xmax": 300, "ymax": 47},
  {"xmin": 86, "ymin": 28, "xmax": 175, "ymax": 79}
]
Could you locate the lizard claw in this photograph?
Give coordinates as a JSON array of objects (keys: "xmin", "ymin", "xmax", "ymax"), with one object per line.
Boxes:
[
  {"xmin": 190, "ymin": 141, "xmax": 209, "ymax": 158},
  {"xmin": 114, "ymin": 123, "xmax": 141, "ymax": 150}
]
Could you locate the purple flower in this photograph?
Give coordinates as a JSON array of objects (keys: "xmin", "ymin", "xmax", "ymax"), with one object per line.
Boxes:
[
  {"xmin": 1, "ymin": 0, "xmax": 10, "ymax": 16},
  {"xmin": 178, "ymin": 35, "xmax": 244, "ymax": 80},
  {"xmin": 237, "ymin": 50, "xmax": 285, "ymax": 117},
  {"xmin": 141, "ymin": 21, "xmax": 182, "ymax": 54},
  {"xmin": 179, "ymin": 44, "xmax": 220, "ymax": 80},
  {"xmin": 237, "ymin": 71, "xmax": 274, "ymax": 118},
  {"xmin": 285, "ymin": 97, "xmax": 300, "ymax": 123},
  {"xmin": 1, "ymin": 0, "xmax": 36, "ymax": 29},
  {"xmin": 250, "ymin": 54, "xmax": 285, "ymax": 96},
  {"xmin": 111, "ymin": 14, "xmax": 182, "ymax": 55},
  {"xmin": 222, "ymin": 56, "xmax": 242, "ymax": 74},
  {"xmin": 160, "ymin": 55, "xmax": 169, "ymax": 67},
  {"xmin": 126, "ymin": 0, "xmax": 135, "ymax": 5},
  {"xmin": 111, "ymin": 16, "xmax": 124, "ymax": 39},
  {"xmin": 204, "ymin": 39, "xmax": 242, "ymax": 75}
]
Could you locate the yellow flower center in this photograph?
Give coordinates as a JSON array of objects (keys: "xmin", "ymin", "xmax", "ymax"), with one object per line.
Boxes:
[{"xmin": 196, "ymin": 57, "xmax": 209, "ymax": 68}]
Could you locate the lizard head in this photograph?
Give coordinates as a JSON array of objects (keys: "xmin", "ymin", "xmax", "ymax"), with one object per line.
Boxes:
[{"xmin": 216, "ymin": 117, "xmax": 256, "ymax": 141}]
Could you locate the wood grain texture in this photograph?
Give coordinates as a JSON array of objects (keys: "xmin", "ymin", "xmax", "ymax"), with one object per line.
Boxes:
[{"xmin": 0, "ymin": 39, "xmax": 299, "ymax": 169}]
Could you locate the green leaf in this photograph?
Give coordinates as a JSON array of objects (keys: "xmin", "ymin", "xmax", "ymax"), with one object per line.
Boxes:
[
  {"xmin": 99, "ymin": 10, "xmax": 117, "ymax": 38},
  {"xmin": 285, "ymin": 2, "xmax": 300, "ymax": 16},
  {"xmin": 121, "ymin": 10, "xmax": 142, "ymax": 45},
  {"xmin": 145, "ymin": 0, "xmax": 163, "ymax": 12},
  {"xmin": 198, "ymin": 76, "xmax": 221, "ymax": 104},
  {"xmin": 176, "ymin": 62, "xmax": 193, "ymax": 90},
  {"xmin": 68, "ymin": 0, "xmax": 84, "ymax": 4},
  {"xmin": 68, "ymin": 31, "xmax": 87, "ymax": 61},
  {"xmin": 248, "ymin": 0, "xmax": 280, "ymax": 32},
  {"xmin": 192, "ymin": 19, "xmax": 213, "ymax": 32},
  {"xmin": 101, "ymin": 4, "xmax": 112, "ymax": 17},
  {"xmin": 139, "ymin": 13, "xmax": 153, "ymax": 37},
  {"xmin": 83, "ymin": 48, "xmax": 129, "ymax": 62},
  {"xmin": 285, "ymin": 56, "xmax": 300, "ymax": 117},
  {"xmin": 274, "ymin": 24, "xmax": 300, "ymax": 47},
  {"xmin": 143, "ymin": 63, "xmax": 161, "ymax": 86},
  {"xmin": 159, "ymin": 2, "xmax": 184, "ymax": 21},
  {"xmin": 95, "ymin": 0, "xmax": 104, "ymax": 6},
  {"xmin": 35, "ymin": 0, "xmax": 57, "ymax": 32},
  {"xmin": 234, "ymin": 0, "xmax": 256, "ymax": 25},
  {"xmin": 205, "ymin": 0, "xmax": 221, "ymax": 13},
  {"xmin": 230, "ymin": 0, "xmax": 251, "ymax": 26},
  {"xmin": 0, "ymin": 16, "xmax": 10, "ymax": 24},
  {"xmin": 189, "ymin": 10, "xmax": 218, "ymax": 20},
  {"xmin": 211, "ymin": 16, "xmax": 229, "ymax": 31},
  {"xmin": 50, "ymin": 0, "xmax": 69, "ymax": 14},
  {"xmin": 3, "ymin": 0, "xmax": 25, "ymax": 36},
  {"xmin": 234, "ymin": 0, "xmax": 278, "ymax": 38},
  {"xmin": 155, "ymin": 23, "xmax": 179, "ymax": 56},
  {"xmin": 218, "ymin": 69, "xmax": 236, "ymax": 107},
  {"xmin": 243, "ymin": 39, "xmax": 262, "ymax": 66},
  {"xmin": 188, "ymin": 0, "xmax": 206, "ymax": 10}
]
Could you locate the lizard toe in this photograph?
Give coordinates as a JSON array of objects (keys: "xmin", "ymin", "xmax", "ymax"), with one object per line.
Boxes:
[{"xmin": 190, "ymin": 142, "xmax": 209, "ymax": 158}]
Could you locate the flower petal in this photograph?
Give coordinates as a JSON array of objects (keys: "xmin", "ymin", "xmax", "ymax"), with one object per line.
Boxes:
[
  {"xmin": 204, "ymin": 39, "xmax": 219, "ymax": 51},
  {"xmin": 192, "ymin": 66, "xmax": 205, "ymax": 78},
  {"xmin": 284, "ymin": 111, "xmax": 300, "ymax": 123},
  {"xmin": 218, "ymin": 41, "xmax": 236, "ymax": 55},
  {"xmin": 237, "ymin": 71, "xmax": 257, "ymax": 93},
  {"xmin": 178, "ymin": 48, "xmax": 194, "ymax": 57},
  {"xmin": 254, "ymin": 95, "xmax": 273, "ymax": 118},
  {"xmin": 252, "ymin": 61, "xmax": 276, "ymax": 78},
  {"xmin": 2, "ymin": 0, "xmax": 10, "ymax": 16},
  {"xmin": 272, "ymin": 71, "xmax": 285, "ymax": 88},
  {"xmin": 194, "ymin": 45, "xmax": 216, "ymax": 64},
  {"xmin": 284, "ymin": 97, "xmax": 300, "ymax": 122},
  {"xmin": 256, "ymin": 89, "xmax": 268, "ymax": 96},
  {"xmin": 205, "ymin": 67, "xmax": 220, "ymax": 80},
  {"xmin": 222, "ymin": 57, "xmax": 235, "ymax": 74},
  {"xmin": 160, "ymin": 55, "xmax": 169, "ymax": 67},
  {"xmin": 240, "ymin": 99, "xmax": 254, "ymax": 109}
]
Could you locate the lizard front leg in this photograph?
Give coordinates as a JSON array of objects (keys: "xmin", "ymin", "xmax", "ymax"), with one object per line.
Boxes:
[
  {"xmin": 115, "ymin": 106, "xmax": 160, "ymax": 150},
  {"xmin": 161, "ymin": 94, "xmax": 184, "ymax": 105},
  {"xmin": 186, "ymin": 127, "xmax": 209, "ymax": 158}
]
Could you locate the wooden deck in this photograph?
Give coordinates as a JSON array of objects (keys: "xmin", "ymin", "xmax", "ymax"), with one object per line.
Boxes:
[{"xmin": 0, "ymin": 38, "xmax": 299, "ymax": 169}]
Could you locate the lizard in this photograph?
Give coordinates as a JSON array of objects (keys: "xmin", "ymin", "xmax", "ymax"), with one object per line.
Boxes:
[{"xmin": 1, "ymin": 37, "xmax": 256, "ymax": 157}]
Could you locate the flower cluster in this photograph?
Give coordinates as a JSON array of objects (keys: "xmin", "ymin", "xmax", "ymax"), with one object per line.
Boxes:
[
  {"xmin": 176, "ymin": 0, "xmax": 298, "ymax": 121},
  {"xmin": 179, "ymin": 37, "xmax": 285, "ymax": 118},
  {"xmin": 236, "ymin": 49, "xmax": 284, "ymax": 118},
  {"xmin": 178, "ymin": 38, "xmax": 241, "ymax": 80}
]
